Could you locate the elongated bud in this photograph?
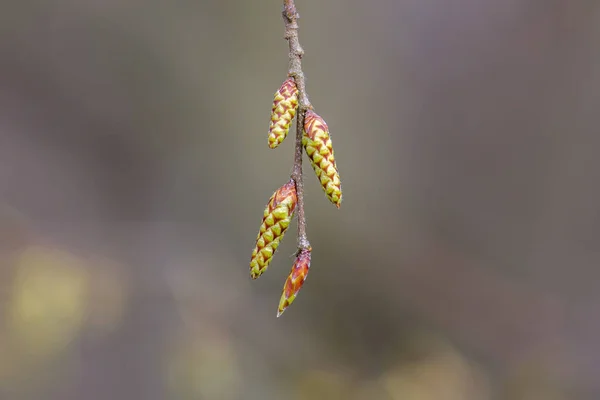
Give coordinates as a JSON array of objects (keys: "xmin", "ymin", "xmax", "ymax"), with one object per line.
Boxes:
[
  {"xmin": 268, "ymin": 78, "xmax": 299, "ymax": 149},
  {"xmin": 250, "ymin": 180, "xmax": 297, "ymax": 279},
  {"xmin": 303, "ymin": 110, "xmax": 342, "ymax": 207},
  {"xmin": 277, "ymin": 247, "xmax": 311, "ymax": 317}
]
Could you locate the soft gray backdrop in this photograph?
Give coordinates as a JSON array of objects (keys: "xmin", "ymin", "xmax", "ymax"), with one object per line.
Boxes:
[{"xmin": 1, "ymin": 1, "xmax": 599, "ymax": 399}]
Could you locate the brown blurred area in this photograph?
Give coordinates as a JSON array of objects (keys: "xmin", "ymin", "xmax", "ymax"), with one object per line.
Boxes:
[{"xmin": 1, "ymin": 1, "xmax": 599, "ymax": 399}]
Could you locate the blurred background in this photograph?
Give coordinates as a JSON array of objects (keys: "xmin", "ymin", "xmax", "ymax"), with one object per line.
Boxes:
[{"xmin": 1, "ymin": 0, "xmax": 599, "ymax": 399}]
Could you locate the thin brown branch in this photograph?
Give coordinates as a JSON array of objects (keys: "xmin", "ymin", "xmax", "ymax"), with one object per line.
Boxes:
[{"xmin": 283, "ymin": 0, "xmax": 312, "ymax": 251}]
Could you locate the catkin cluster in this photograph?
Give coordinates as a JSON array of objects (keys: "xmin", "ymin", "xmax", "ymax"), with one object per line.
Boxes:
[{"xmin": 249, "ymin": 76, "xmax": 342, "ymax": 317}]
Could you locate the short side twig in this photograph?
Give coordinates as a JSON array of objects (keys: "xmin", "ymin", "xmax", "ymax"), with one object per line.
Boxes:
[{"xmin": 283, "ymin": 0, "xmax": 312, "ymax": 252}]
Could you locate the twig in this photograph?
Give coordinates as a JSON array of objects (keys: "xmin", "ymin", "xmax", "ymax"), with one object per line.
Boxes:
[{"xmin": 283, "ymin": 0, "xmax": 312, "ymax": 251}]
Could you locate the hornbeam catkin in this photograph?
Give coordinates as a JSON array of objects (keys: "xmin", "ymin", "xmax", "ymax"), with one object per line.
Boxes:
[
  {"xmin": 249, "ymin": 180, "xmax": 297, "ymax": 279},
  {"xmin": 303, "ymin": 110, "xmax": 342, "ymax": 207},
  {"xmin": 268, "ymin": 78, "xmax": 299, "ymax": 149}
]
